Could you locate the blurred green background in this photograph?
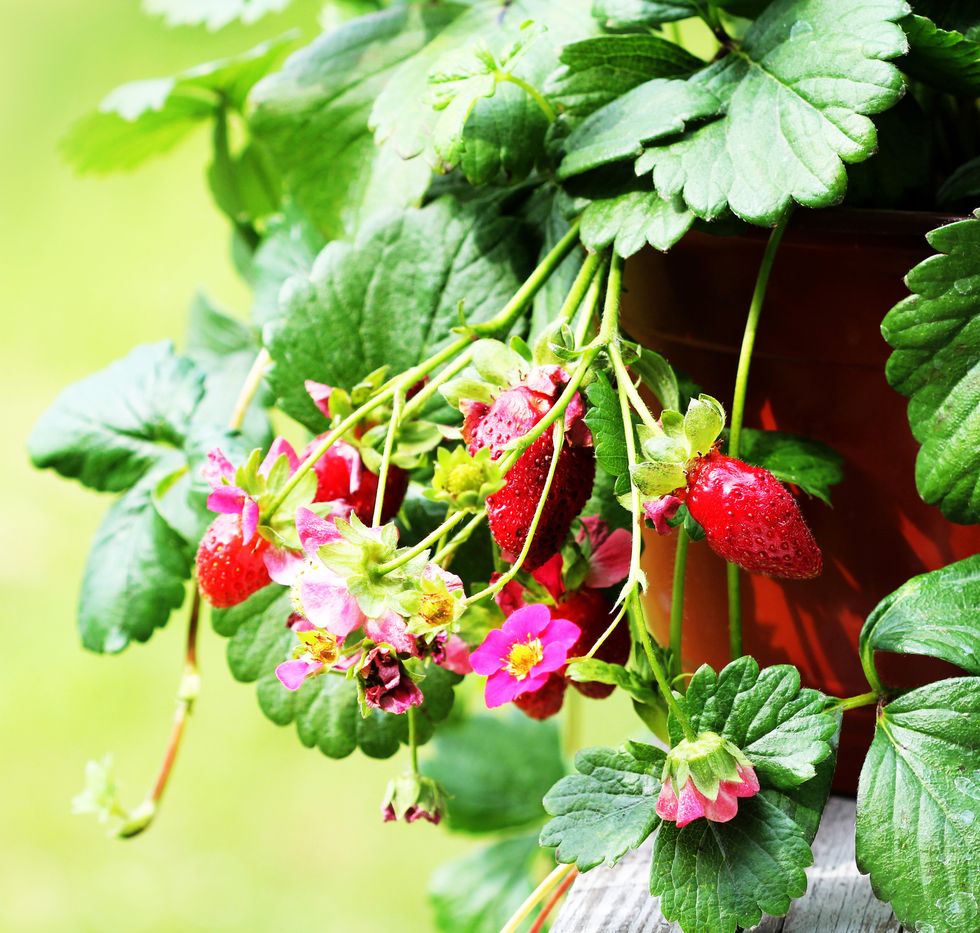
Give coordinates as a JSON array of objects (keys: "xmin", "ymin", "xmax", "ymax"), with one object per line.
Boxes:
[{"xmin": 1, "ymin": 2, "xmax": 638, "ymax": 930}]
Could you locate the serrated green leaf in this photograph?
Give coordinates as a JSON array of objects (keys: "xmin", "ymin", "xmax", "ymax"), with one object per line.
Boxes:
[
  {"xmin": 856, "ymin": 678, "xmax": 980, "ymax": 933},
  {"xmin": 423, "ymin": 714, "xmax": 565, "ymax": 833},
  {"xmin": 429, "ymin": 834, "xmax": 540, "ymax": 933},
  {"xmin": 29, "ymin": 342, "xmax": 205, "ymax": 493},
  {"xmin": 213, "ymin": 586, "xmax": 458, "ymax": 758},
  {"xmin": 267, "ymin": 198, "xmax": 530, "ymax": 431},
  {"xmin": 674, "ymin": 656, "xmax": 838, "ymax": 790},
  {"xmin": 912, "ymin": 0, "xmax": 980, "ymax": 41},
  {"xmin": 581, "ymin": 188, "xmax": 694, "ymax": 257},
  {"xmin": 736, "ymin": 428, "xmax": 843, "ymax": 505},
  {"xmin": 548, "ymin": 34, "xmax": 703, "ymax": 124},
  {"xmin": 248, "ymin": 209, "xmax": 323, "ymax": 327},
  {"xmin": 79, "ymin": 472, "xmax": 191, "ymax": 653},
  {"xmin": 860, "ymin": 555, "xmax": 980, "ymax": 678},
  {"xmin": 143, "ymin": 0, "xmax": 292, "ymax": 30},
  {"xmin": 250, "ymin": 7, "xmax": 455, "ymax": 238},
  {"xmin": 559, "ymin": 77, "xmax": 720, "ymax": 179},
  {"xmin": 903, "ymin": 13, "xmax": 980, "ymax": 96},
  {"xmin": 592, "ymin": 0, "xmax": 697, "ymax": 29},
  {"xmin": 636, "ymin": 0, "xmax": 910, "ymax": 225},
  {"xmin": 585, "ymin": 371, "xmax": 631, "ymax": 482},
  {"xmin": 541, "ymin": 741, "xmax": 665, "ymax": 870},
  {"xmin": 938, "ymin": 155, "xmax": 980, "ymax": 206},
  {"xmin": 63, "ymin": 36, "xmax": 295, "ymax": 173},
  {"xmin": 881, "ymin": 212, "xmax": 980, "ymax": 523}
]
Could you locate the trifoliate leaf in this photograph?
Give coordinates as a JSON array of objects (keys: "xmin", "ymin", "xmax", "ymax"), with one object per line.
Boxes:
[
  {"xmin": 79, "ymin": 472, "xmax": 191, "ymax": 653},
  {"xmin": 213, "ymin": 586, "xmax": 458, "ymax": 758},
  {"xmin": 423, "ymin": 714, "xmax": 565, "ymax": 833},
  {"xmin": 881, "ymin": 212, "xmax": 980, "ymax": 524},
  {"xmin": 250, "ymin": 7, "xmax": 456, "ymax": 238},
  {"xmin": 558, "ymin": 77, "xmax": 721, "ymax": 179},
  {"xmin": 635, "ymin": 0, "xmax": 910, "ymax": 224},
  {"xmin": 29, "ymin": 342, "xmax": 205, "ymax": 493},
  {"xmin": 859, "ymin": 555, "xmax": 980, "ymax": 678},
  {"xmin": 673, "ymin": 656, "xmax": 838, "ymax": 790},
  {"xmin": 429, "ymin": 834, "xmax": 540, "ymax": 933},
  {"xmin": 143, "ymin": 0, "xmax": 292, "ymax": 30},
  {"xmin": 592, "ymin": 0, "xmax": 698, "ymax": 29},
  {"xmin": 63, "ymin": 35, "xmax": 295, "ymax": 173},
  {"xmin": 541, "ymin": 741, "xmax": 665, "ymax": 870},
  {"xmin": 266, "ymin": 198, "xmax": 530, "ymax": 431},
  {"xmin": 585, "ymin": 371, "xmax": 633, "ymax": 497},
  {"xmin": 735, "ymin": 428, "xmax": 844, "ymax": 505},
  {"xmin": 856, "ymin": 678, "xmax": 980, "ymax": 933},
  {"xmin": 903, "ymin": 13, "xmax": 980, "ymax": 96},
  {"xmin": 580, "ymin": 188, "xmax": 694, "ymax": 257}
]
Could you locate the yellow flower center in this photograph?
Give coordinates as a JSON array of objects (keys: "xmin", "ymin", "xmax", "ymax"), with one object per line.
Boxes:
[
  {"xmin": 419, "ymin": 591, "xmax": 455, "ymax": 629},
  {"xmin": 296, "ymin": 629, "xmax": 341, "ymax": 666},
  {"xmin": 504, "ymin": 638, "xmax": 544, "ymax": 680}
]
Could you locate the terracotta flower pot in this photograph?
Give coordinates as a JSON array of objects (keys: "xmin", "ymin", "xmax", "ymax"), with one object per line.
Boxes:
[{"xmin": 622, "ymin": 210, "xmax": 980, "ymax": 793}]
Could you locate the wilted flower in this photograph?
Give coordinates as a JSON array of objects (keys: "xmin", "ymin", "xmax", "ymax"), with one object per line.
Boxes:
[
  {"xmin": 359, "ymin": 646, "xmax": 423, "ymax": 714},
  {"xmin": 643, "ymin": 494, "xmax": 683, "ymax": 536},
  {"xmin": 380, "ymin": 772, "xmax": 446, "ymax": 825}
]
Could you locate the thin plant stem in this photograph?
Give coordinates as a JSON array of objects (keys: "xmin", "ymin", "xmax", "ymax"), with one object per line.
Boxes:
[
  {"xmin": 432, "ymin": 510, "xmax": 487, "ymax": 565},
  {"xmin": 376, "ymin": 509, "xmax": 467, "ymax": 576},
  {"xmin": 581, "ymin": 601, "xmax": 628, "ymax": 660},
  {"xmin": 407, "ymin": 706, "xmax": 419, "ymax": 774},
  {"xmin": 669, "ymin": 527, "xmax": 689, "ymax": 676},
  {"xmin": 829, "ymin": 691, "xmax": 880, "ymax": 713},
  {"xmin": 229, "ymin": 348, "xmax": 270, "ymax": 431},
  {"xmin": 465, "ymin": 424, "xmax": 565, "ymax": 605},
  {"xmin": 501, "ymin": 863, "xmax": 576, "ymax": 933},
  {"xmin": 499, "ymin": 73, "xmax": 556, "ymax": 122},
  {"xmin": 400, "ymin": 348, "xmax": 474, "ymax": 420},
  {"xmin": 529, "ymin": 868, "xmax": 578, "ymax": 933},
  {"xmin": 859, "ymin": 636, "xmax": 887, "ymax": 697},
  {"xmin": 372, "ymin": 390, "xmax": 403, "ymax": 526},
  {"xmin": 557, "ymin": 250, "xmax": 603, "ymax": 325},
  {"xmin": 725, "ymin": 211, "xmax": 791, "ymax": 660},
  {"xmin": 618, "ymin": 355, "xmax": 661, "ymax": 432},
  {"xmin": 573, "ymin": 267, "xmax": 606, "ymax": 347}
]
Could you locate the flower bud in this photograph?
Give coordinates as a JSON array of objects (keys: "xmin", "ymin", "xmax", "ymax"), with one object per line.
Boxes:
[{"xmin": 380, "ymin": 772, "xmax": 446, "ymax": 825}]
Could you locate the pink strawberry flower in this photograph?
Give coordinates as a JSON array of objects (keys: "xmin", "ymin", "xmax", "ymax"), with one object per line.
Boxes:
[
  {"xmin": 469, "ymin": 603, "xmax": 581, "ymax": 708},
  {"xmin": 577, "ymin": 516, "xmax": 632, "ymax": 588},
  {"xmin": 264, "ymin": 507, "xmax": 366, "ymax": 639},
  {"xmin": 643, "ymin": 494, "xmax": 683, "ymax": 536},
  {"xmin": 656, "ymin": 765, "xmax": 760, "ymax": 827},
  {"xmin": 275, "ymin": 616, "xmax": 342, "ymax": 691},
  {"xmin": 203, "ymin": 437, "xmax": 300, "ymax": 544},
  {"xmin": 305, "ymin": 379, "xmax": 333, "ymax": 418}
]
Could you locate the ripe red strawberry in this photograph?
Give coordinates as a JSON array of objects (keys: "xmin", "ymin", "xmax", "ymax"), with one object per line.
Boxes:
[
  {"xmin": 305, "ymin": 437, "xmax": 408, "ymax": 525},
  {"xmin": 559, "ymin": 588, "xmax": 631, "ymax": 699},
  {"xmin": 196, "ymin": 513, "xmax": 272, "ymax": 608},
  {"xmin": 685, "ymin": 450, "xmax": 822, "ymax": 580},
  {"xmin": 514, "ymin": 672, "xmax": 567, "ymax": 720},
  {"xmin": 465, "ymin": 366, "xmax": 595, "ymax": 571}
]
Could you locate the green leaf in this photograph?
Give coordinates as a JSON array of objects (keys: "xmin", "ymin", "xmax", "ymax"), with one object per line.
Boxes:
[
  {"xmin": 580, "ymin": 188, "xmax": 694, "ymax": 257},
  {"xmin": 881, "ymin": 212, "xmax": 980, "ymax": 523},
  {"xmin": 585, "ymin": 371, "xmax": 633, "ymax": 497},
  {"xmin": 213, "ymin": 586, "xmax": 458, "ymax": 759},
  {"xmin": 541, "ymin": 741, "xmax": 665, "ymax": 870},
  {"xmin": 29, "ymin": 342, "xmax": 205, "ymax": 493},
  {"xmin": 859, "ymin": 555, "xmax": 980, "ymax": 677},
  {"xmin": 423, "ymin": 714, "xmax": 566, "ymax": 833},
  {"xmin": 856, "ymin": 678, "xmax": 980, "ymax": 933},
  {"xmin": 938, "ymin": 155, "xmax": 980, "ymax": 207},
  {"xmin": 736, "ymin": 428, "xmax": 844, "ymax": 505},
  {"xmin": 912, "ymin": 1, "xmax": 980, "ymax": 41},
  {"xmin": 558, "ymin": 77, "xmax": 720, "ymax": 179},
  {"xmin": 566, "ymin": 659, "xmax": 659, "ymax": 705},
  {"xmin": 79, "ymin": 473, "xmax": 191, "ymax": 653},
  {"xmin": 63, "ymin": 36, "xmax": 295, "ymax": 173},
  {"xmin": 592, "ymin": 0, "xmax": 698, "ymax": 29},
  {"xmin": 250, "ymin": 7, "xmax": 455, "ymax": 238},
  {"xmin": 548, "ymin": 34, "xmax": 703, "ymax": 124},
  {"xmin": 674, "ymin": 656, "xmax": 838, "ymax": 790},
  {"xmin": 266, "ymin": 198, "xmax": 530, "ymax": 431},
  {"xmin": 633, "ymin": 346, "xmax": 680, "ymax": 411},
  {"xmin": 429, "ymin": 835, "xmax": 540, "ymax": 933},
  {"xmin": 635, "ymin": 0, "xmax": 910, "ymax": 224},
  {"xmin": 248, "ymin": 209, "xmax": 323, "ymax": 327},
  {"xmin": 143, "ymin": 0, "xmax": 293, "ymax": 30},
  {"xmin": 903, "ymin": 13, "xmax": 980, "ymax": 96}
]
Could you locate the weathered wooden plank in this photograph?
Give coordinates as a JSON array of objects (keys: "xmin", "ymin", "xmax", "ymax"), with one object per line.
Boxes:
[{"xmin": 551, "ymin": 795, "xmax": 903, "ymax": 932}]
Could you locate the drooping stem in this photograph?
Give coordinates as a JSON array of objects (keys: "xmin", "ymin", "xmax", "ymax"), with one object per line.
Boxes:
[
  {"xmin": 376, "ymin": 509, "xmax": 468, "ymax": 576},
  {"xmin": 465, "ymin": 423, "xmax": 565, "ymax": 605},
  {"xmin": 499, "ymin": 73, "xmax": 556, "ymax": 122},
  {"xmin": 529, "ymin": 868, "xmax": 578, "ymax": 933},
  {"xmin": 407, "ymin": 706, "xmax": 420, "ymax": 775},
  {"xmin": 726, "ymin": 211, "xmax": 791, "ymax": 660},
  {"xmin": 372, "ymin": 389, "xmax": 404, "ymax": 526},
  {"xmin": 501, "ymin": 863, "xmax": 576, "ymax": 933},
  {"xmin": 859, "ymin": 638, "xmax": 887, "ymax": 697},
  {"xmin": 229, "ymin": 348, "xmax": 270, "ymax": 431},
  {"xmin": 669, "ymin": 527, "xmax": 689, "ymax": 676},
  {"xmin": 431, "ymin": 510, "xmax": 487, "ymax": 566}
]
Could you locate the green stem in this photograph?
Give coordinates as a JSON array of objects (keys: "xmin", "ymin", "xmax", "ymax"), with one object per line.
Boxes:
[
  {"xmin": 376, "ymin": 509, "xmax": 467, "ymax": 576},
  {"xmin": 558, "ymin": 251, "xmax": 603, "ymax": 325},
  {"xmin": 830, "ymin": 691, "xmax": 880, "ymax": 713},
  {"xmin": 573, "ymin": 266, "xmax": 606, "ymax": 347},
  {"xmin": 229, "ymin": 348, "xmax": 270, "ymax": 431},
  {"xmin": 501, "ymin": 864, "xmax": 575, "ymax": 933},
  {"xmin": 372, "ymin": 390, "xmax": 403, "ymax": 527},
  {"xmin": 408, "ymin": 706, "xmax": 420, "ymax": 774},
  {"xmin": 432, "ymin": 510, "xmax": 486, "ymax": 566},
  {"xmin": 669, "ymin": 527, "xmax": 689, "ymax": 676},
  {"xmin": 725, "ymin": 211, "xmax": 791, "ymax": 660},
  {"xmin": 859, "ymin": 639, "xmax": 887, "ymax": 697},
  {"xmin": 498, "ymin": 73, "xmax": 556, "ymax": 122},
  {"xmin": 400, "ymin": 348, "xmax": 473, "ymax": 420},
  {"xmin": 618, "ymin": 356, "xmax": 661, "ymax": 433},
  {"xmin": 465, "ymin": 424, "xmax": 565, "ymax": 605}
]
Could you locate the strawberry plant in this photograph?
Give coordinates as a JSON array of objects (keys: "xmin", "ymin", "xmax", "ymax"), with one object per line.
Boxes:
[{"xmin": 31, "ymin": 1, "xmax": 980, "ymax": 931}]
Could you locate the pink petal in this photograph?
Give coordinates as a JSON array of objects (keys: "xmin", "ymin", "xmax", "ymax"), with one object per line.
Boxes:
[
  {"xmin": 512, "ymin": 670, "xmax": 551, "ymax": 697},
  {"xmin": 288, "ymin": 615, "xmax": 315, "ymax": 632},
  {"xmin": 675, "ymin": 780, "xmax": 708, "ymax": 828},
  {"xmin": 584, "ymin": 528, "xmax": 632, "ymax": 589},
  {"xmin": 305, "ymin": 380, "xmax": 333, "ymax": 417},
  {"xmin": 438, "ymin": 635, "xmax": 473, "ymax": 675},
  {"xmin": 734, "ymin": 764, "xmax": 760, "ymax": 797},
  {"xmin": 207, "ymin": 485, "xmax": 246, "ymax": 515},
  {"xmin": 523, "ymin": 365, "xmax": 567, "ymax": 399},
  {"xmin": 501, "ymin": 603, "xmax": 552, "ymax": 641},
  {"xmin": 296, "ymin": 507, "xmax": 341, "ymax": 554},
  {"xmin": 241, "ymin": 497, "xmax": 259, "ymax": 545},
  {"xmin": 484, "ymin": 669, "xmax": 525, "ymax": 708},
  {"xmin": 656, "ymin": 779, "xmax": 679, "ymax": 822},
  {"xmin": 299, "ymin": 573, "xmax": 364, "ymax": 637},
  {"xmin": 275, "ymin": 658, "xmax": 322, "ymax": 691},
  {"xmin": 535, "ymin": 638, "xmax": 574, "ymax": 675},
  {"xmin": 703, "ymin": 786, "xmax": 739, "ymax": 823},
  {"xmin": 203, "ymin": 448, "xmax": 236, "ymax": 488},
  {"xmin": 469, "ymin": 629, "xmax": 515, "ymax": 675},
  {"xmin": 260, "ymin": 437, "xmax": 300, "ymax": 476},
  {"xmin": 264, "ymin": 547, "xmax": 305, "ymax": 586},
  {"xmin": 423, "ymin": 563, "xmax": 463, "ymax": 592},
  {"xmin": 531, "ymin": 553, "xmax": 565, "ymax": 602},
  {"xmin": 365, "ymin": 612, "xmax": 418, "ymax": 656},
  {"xmin": 542, "ymin": 617, "xmax": 582, "ymax": 651},
  {"xmin": 643, "ymin": 496, "xmax": 682, "ymax": 536}
]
